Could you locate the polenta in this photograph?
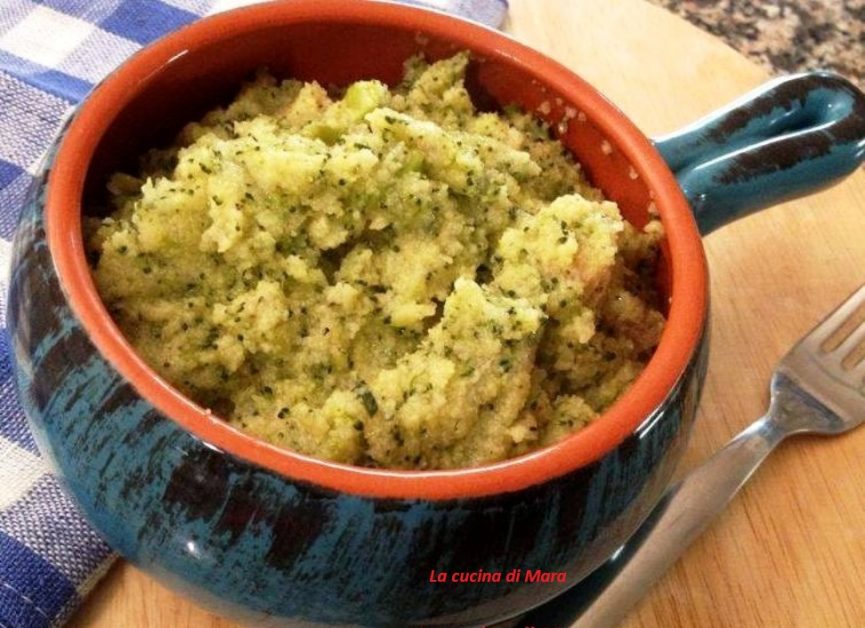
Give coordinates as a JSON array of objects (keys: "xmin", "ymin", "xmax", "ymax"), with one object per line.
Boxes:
[{"xmin": 87, "ymin": 53, "xmax": 665, "ymax": 469}]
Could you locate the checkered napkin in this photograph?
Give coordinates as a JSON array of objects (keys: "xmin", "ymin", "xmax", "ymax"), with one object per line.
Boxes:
[{"xmin": 0, "ymin": 1, "xmax": 507, "ymax": 627}]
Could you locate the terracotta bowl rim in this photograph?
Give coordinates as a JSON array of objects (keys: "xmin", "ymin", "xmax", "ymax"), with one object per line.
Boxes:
[{"xmin": 44, "ymin": 0, "xmax": 708, "ymax": 500}]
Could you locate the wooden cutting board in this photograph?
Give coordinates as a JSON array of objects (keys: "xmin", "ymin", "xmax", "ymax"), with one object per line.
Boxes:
[{"xmin": 70, "ymin": 0, "xmax": 865, "ymax": 626}]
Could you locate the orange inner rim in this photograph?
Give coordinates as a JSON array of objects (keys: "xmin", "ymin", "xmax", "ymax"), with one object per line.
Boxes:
[{"xmin": 46, "ymin": 0, "xmax": 708, "ymax": 500}]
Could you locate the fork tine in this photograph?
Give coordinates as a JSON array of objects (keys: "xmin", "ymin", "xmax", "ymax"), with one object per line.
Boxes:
[
  {"xmin": 811, "ymin": 284, "xmax": 865, "ymax": 351},
  {"xmin": 821, "ymin": 297, "xmax": 865, "ymax": 353},
  {"xmin": 776, "ymin": 283, "xmax": 865, "ymax": 436},
  {"xmin": 853, "ymin": 353, "xmax": 865, "ymax": 380},
  {"xmin": 837, "ymin": 322, "xmax": 865, "ymax": 369}
]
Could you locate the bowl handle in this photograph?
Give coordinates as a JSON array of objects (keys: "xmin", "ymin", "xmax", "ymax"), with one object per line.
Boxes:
[{"xmin": 652, "ymin": 71, "xmax": 865, "ymax": 235}]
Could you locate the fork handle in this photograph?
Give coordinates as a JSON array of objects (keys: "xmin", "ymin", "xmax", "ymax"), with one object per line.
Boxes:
[{"xmin": 563, "ymin": 416, "xmax": 786, "ymax": 628}]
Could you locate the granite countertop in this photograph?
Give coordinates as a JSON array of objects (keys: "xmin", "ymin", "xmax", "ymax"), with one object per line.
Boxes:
[{"xmin": 647, "ymin": 0, "xmax": 864, "ymax": 89}]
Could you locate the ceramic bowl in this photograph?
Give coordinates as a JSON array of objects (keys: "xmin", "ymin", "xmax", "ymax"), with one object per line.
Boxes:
[{"xmin": 7, "ymin": 1, "xmax": 865, "ymax": 625}]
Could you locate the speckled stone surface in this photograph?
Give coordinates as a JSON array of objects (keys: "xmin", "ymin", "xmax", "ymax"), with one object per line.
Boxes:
[{"xmin": 647, "ymin": 0, "xmax": 864, "ymax": 89}]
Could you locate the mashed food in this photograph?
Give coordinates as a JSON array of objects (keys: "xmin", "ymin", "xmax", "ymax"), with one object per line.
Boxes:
[{"xmin": 88, "ymin": 53, "xmax": 665, "ymax": 469}]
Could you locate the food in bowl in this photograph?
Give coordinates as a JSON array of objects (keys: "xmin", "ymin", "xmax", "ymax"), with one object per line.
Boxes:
[{"xmin": 86, "ymin": 52, "xmax": 665, "ymax": 470}]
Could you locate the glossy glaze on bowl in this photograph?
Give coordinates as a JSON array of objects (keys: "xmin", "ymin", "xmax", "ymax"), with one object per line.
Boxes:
[
  {"xmin": 7, "ymin": 2, "xmax": 706, "ymax": 620},
  {"xmin": 10, "ymin": 0, "xmax": 865, "ymax": 625}
]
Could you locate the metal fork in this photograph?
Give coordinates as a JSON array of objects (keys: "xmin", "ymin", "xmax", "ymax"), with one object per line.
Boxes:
[{"xmin": 521, "ymin": 284, "xmax": 865, "ymax": 628}]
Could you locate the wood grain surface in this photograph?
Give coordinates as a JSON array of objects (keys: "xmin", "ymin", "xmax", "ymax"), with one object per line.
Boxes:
[{"xmin": 69, "ymin": 0, "xmax": 865, "ymax": 626}]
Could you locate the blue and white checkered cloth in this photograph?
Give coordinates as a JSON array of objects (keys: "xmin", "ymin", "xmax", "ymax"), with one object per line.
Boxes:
[{"xmin": 0, "ymin": 1, "xmax": 507, "ymax": 626}]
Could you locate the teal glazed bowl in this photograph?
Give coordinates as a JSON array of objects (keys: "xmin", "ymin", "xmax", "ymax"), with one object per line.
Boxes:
[{"xmin": 7, "ymin": 1, "xmax": 865, "ymax": 625}]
